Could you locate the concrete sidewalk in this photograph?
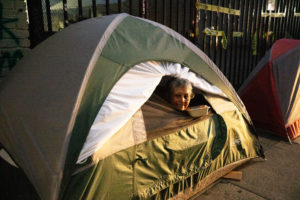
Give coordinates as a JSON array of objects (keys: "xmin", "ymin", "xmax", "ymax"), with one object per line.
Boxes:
[{"xmin": 194, "ymin": 130, "xmax": 300, "ymax": 200}]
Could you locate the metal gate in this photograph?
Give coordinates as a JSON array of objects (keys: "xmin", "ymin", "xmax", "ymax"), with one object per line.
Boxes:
[{"xmin": 27, "ymin": 0, "xmax": 300, "ymax": 89}]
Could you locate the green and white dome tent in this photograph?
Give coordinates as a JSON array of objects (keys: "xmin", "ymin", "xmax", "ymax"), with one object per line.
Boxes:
[{"xmin": 0, "ymin": 13, "xmax": 263, "ymax": 200}]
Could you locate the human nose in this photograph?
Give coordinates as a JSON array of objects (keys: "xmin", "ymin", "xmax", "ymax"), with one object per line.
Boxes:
[{"xmin": 180, "ymin": 96, "xmax": 187, "ymax": 102}]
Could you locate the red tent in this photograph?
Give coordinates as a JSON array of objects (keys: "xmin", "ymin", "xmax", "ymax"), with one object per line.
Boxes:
[{"xmin": 239, "ymin": 39, "xmax": 300, "ymax": 141}]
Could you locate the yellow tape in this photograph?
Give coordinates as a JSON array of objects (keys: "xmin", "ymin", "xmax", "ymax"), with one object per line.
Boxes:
[
  {"xmin": 232, "ymin": 32, "xmax": 243, "ymax": 37},
  {"xmin": 203, "ymin": 28, "xmax": 218, "ymax": 36},
  {"xmin": 203, "ymin": 28, "xmax": 223, "ymax": 36},
  {"xmin": 196, "ymin": 2, "xmax": 201, "ymax": 9},
  {"xmin": 261, "ymin": 12, "xmax": 285, "ymax": 17},
  {"xmin": 211, "ymin": 5, "xmax": 219, "ymax": 12},
  {"xmin": 196, "ymin": 3, "xmax": 240, "ymax": 16},
  {"xmin": 221, "ymin": 31, "xmax": 227, "ymax": 49},
  {"xmin": 252, "ymin": 32, "xmax": 257, "ymax": 55},
  {"xmin": 263, "ymin": 31, "xmax": 272, "ymax": 38},
  {"xmin": 220, "ymin": 7, "xmax": 229, "ymax": 13},
  {"xmin": 263, "ymin": 31, "xmax": 275, "ymax": 42},
  {"xmin": 295, "ymin": 13, "xmax": 300, "ymax": 17},
  {"xmin": 202, "ymin": 28, "xmax": 227, "ymax": 49}
]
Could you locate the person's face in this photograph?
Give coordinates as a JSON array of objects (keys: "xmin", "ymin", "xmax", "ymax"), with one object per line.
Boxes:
[{"xmin": 170, "ymin": 86, "xmax": 192, "ymax": 111}]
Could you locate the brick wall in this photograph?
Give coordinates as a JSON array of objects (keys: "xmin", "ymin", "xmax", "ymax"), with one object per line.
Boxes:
[{"xmin": 0, "ymin": 0, "xmax": 31, "ymax": 80}]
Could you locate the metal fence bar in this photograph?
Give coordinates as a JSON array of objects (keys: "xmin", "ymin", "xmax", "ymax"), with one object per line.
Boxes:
[
  {"xmin": 258, "ymin": 0, "xmax": 266, "ymax": 62},
  {"xmin": 279, "ymin": 0, "xmax": 286, "ymax": 37},
  {"xmin": 198, "ymin": 0, "xmax": 205, "ymax": 50},
  {"xmin": 276, "ymin": 0, "xmax": 282, "ymax": 38},
  {"xmin": 265, "ymin": 0, "xmax": 270, "ymax": 55},
  {"xmin": 241, "ymin": 0, "xmax": 250, "ymax": 82},
  {"xmin": 279, "ymin": 0, "xmax": 286, "ymax": 38},
  {"xmin": 289, "ymin": 1, "xmax": 296, "ymax": 37},
  {"xmin": 294, "ymin": 1, "xmax": 299, "ymax": 37},
  {"xmin": 204, "ymin": 0, "xmax": 211, "ymax": 58},
  {"xmin": 182, "ymin": 0, "xmax": 186, "ymax": 35},
  {"xmin": 78, "ymin": 0, "xmax": 82, "ymax": 20},
  {"xmin": 227, "ymin": 0, "xmax": 234, "ymax": 83},
  {"xmin": 146, "ymin": 0, "xmax": 149, "ymax": 19},
  {"xmin": 118, "ymin": 0, "xmax": 122, "ymax": 13},
  {"xmin": 269, "ymin": 4, "xmax": 275, "ymax": 40},
  {"xmin": 290, "ymin": 1, "xmax": 296, "ymax": 37},
  {"xmin": 296, "ymin": 1, "xmax": 300, "ymax": 37},
  {"xmin": 45, "ymin": 0, "xmax": 52, "ymax": 32},
  {"xmin": 208, "ymin": 0, "xmax": 214, "ymax": 60},
  {"xmin": 232, "ymin": 0, "xmax": 240, "ymax": 87},
  {"xmin": 92, "ymin": 0, "xmax": 97, "ymax": 17},
  {"xmin": 129, "ymin": 0, "xmax": 133, "ymax": 15},
  {"xmin": 291, "ymin": 0, "xmax": 298, "ymax": 37},
  {"xmin": 139, "ymin": 0, "xmax": 142, "ymax": 17},
  {"xmin": 278, "ymin": 1, "xmax": 284, "ymax": 38},
  {"xmin": 192, "ymin": 0, "xmax": 196, "ymax": 42},
  {"xmin": 169, "ymin": 0, "xmax": 173, "ymax": 28},
  {"xmin": 215, "ymin": 0, "xmax": 223, "ymax": 68},
  {"xmin": 224, "ymin": 0, "xmax": 231, "ymax": 81},
  {"xmin": 222, "ymin": 0, "xmax": 229, "ymax": 76},
  {"xmin": 62, "ymin": 0, "xmax": 68, "ymax": 27},
  {"xmin": 251, "ymin": 0, "xmax": 261, "ymax": 72},
  {"xmin": 250, "ymin": 0, "xmax": 259, "ymax": 72},
  {"xmin": 162, "ymin": 0, "xmax": 166, "ymax": 24},
  {"xmin": 210, "ymin": 0, "xmax": 217, "ymax": 62},
  {"xmin": 176, "ymin": 0, "xmax": 180, "ymax": 32},
  {"xmin": 286, "ymin": 0, "xmax": 294, "ymax": 37},
  {"xmin": 273, "ymin": 0, "xmax": 280, "ymax": 41},
  {"xmin": 245, "ymin": 0, "xmax": 254, "ymax": 76},
  {"xmin": 106, "ymin": 0, "xmax": 110, "ymax": 15},
  {"xmin": 236, "ymin": 0, "xmax": 245, "ymax": 86}
]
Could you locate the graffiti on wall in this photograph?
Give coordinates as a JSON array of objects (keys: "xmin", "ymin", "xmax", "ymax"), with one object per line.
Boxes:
[{"xmin": 0, "ymin": 2, "xmax": 24, "ymax": 76}]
